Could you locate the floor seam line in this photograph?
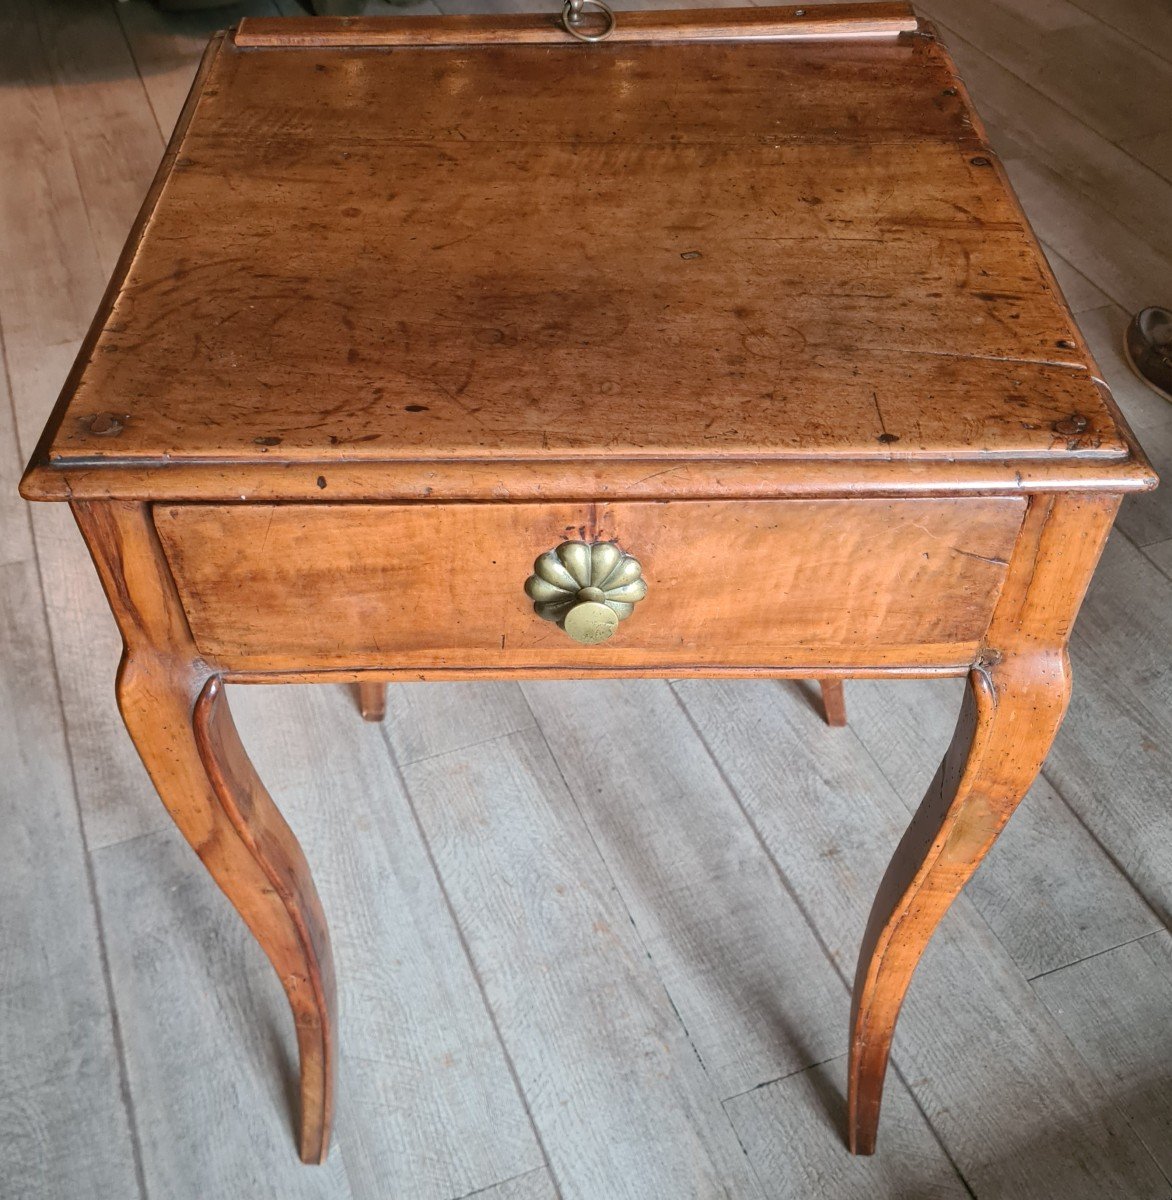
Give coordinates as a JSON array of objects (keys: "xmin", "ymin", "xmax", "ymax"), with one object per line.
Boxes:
[
  {"xmin": 1, "ymin": 323, "xmax": 150, "ymax": 1200},
  {"xmin": 374, "ymin": 717, "xmax": 568, "ymax": 1200}
]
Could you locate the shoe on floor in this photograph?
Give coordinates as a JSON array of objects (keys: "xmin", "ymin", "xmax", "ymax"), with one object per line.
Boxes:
[{"xmin": 1125, "ymin": 307, "xmax": 1172, "ymax": 403}]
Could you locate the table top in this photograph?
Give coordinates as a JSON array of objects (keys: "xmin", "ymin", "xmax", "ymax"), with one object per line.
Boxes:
[{"xmin": 22, "ymin": 4, "xmax": 1152, "ymax": 503}]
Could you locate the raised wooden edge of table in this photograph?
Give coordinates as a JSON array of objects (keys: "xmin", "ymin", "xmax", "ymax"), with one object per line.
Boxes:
[
  {"xmin": 18, "ymin": 452, "xmax": 1158, "ymax": 504},
  {"xmin": 231, "ymin": 4, "xmax": 920, "ymax": 49}
]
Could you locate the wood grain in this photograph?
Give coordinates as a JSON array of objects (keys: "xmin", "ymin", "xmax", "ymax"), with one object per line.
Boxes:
[
  {"xmin": 115, "ymin": 0, "xmax": 282, "ymax": 134},
  {"xmin": 1033, "ymin": 932, "xmax": 1172, "ymax": 1180},
  {"xmin": 847, "ymin": 651, "xmax": 1072, "ymax": 1152},
  {"xmin": 152, "ymin": 498, "xmax": 1024, "ymax": 673},
  {"xmin": 18, "ymin": 11, "xmax": 1153, "ymax": 506},
  {"xmin": 20, "ymin": 451, "xmax": 1156, "ymax": 505},
  {"xmin": 400, "ymin": 724, "xmax": 766, "ymax": 1199},
  {"xmin": 520, "ymin": 677, "xmax": 847, "ymax": 1099},
  {"xmin": 726, "ymin": 1056, "xmax": 969, "ymax": 1197},
  {"xmin": 673, "ymin": 675, "xmax": 1169, "ymax": 1196},
  {"xmin": 10, "ymin": 0, "xmax": 1160, "ymax": 1179}
]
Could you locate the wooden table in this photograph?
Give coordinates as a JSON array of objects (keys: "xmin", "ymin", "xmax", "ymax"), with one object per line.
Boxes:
[{"xmin": 20, "ymin": 2, "xmax": 1154, "ymax": 1169}]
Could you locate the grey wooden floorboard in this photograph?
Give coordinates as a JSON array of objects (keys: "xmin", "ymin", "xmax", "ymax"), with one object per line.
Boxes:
[
  {"xmin": 28, "ymin": 0, "xmax": 165, "ymax": 272},
  {"xmin": 0, "ymin": 0, "xmax": 176, "ymax": 854},
  {"xmin": 0, "ymin": 560, "xmax": 141, "ymax": 1199},
  {"xmin": 1118, "ymin": 419, "xmax": 1172, "ymax": 549},
  {"xmin": 724, "ymin": 1056, "xmax": 969, "ymax": 1200},
  {"xmin": 673, "ymin": 678, "xmax": 1169, "ymax": 1198},
  {"xmin": 1148, "ymin": 537, "xmax": 1172, "ymax": 580},
  {"xmin": 0, "ymin": 385, "xmax": 140, "ymax": 1196},
  {"xmin": 922, "ymin": 0, "xmax": 1172, "ymax": 151},
  {"xmin": 0, "ymin": 372, "xmax": 29, "ymax": 569},
  {"xmin": 1033, "ymin": 931, "xmax": 1172, "ymax": 1183},
  {"xmin": 521, "ymin": 678, "xmax": 847, "ymax": 1101},
  {"xmin": 845, "ymin": 676, "xmax": 1162, "ymax": 978},
  {"xmin": 94, "ymin": 828, "xmax": 356, "ymax": 1200},
  {"xmin": 464, "ymin": 1167, "xmax": 561, "ymax": 1200},
  {"xmin": 384, "ymin": 681, "xmax": 536, "ymax": 766},
  {"xmin": 1041, "ymin": 243, "xmax": 1111, "ymax": 315},
  {"xmin": 399, "ymin": 721, "xmax": 766, "ymax": 1200},
  {"xmin": 234, "ymin": 683, "xmax": 546, "ymax": 1200},
  {"xmin": 1065, "ymin": 300, "xmax": 1170, "ymax": 561},
  {"xmin": 1064, "ymin": 303, "xmax": 1172, "ymax": 561},
  {"xmin": 1128, "ymin": 128, "xmax": 1172, "ymax": 183},
  {"xmin": 1045, "ymin": 534, "xmax": 1172, "ymax": 926},
  {"xmin": 115, "ymin": 0, "xmax": 283, "ymax": 135},
  {"xmin": 934, "ymin": 22, "xmax": 1172, "ymax": 257},
  {"xmin": 1001, "ymin": 152, "xmax": 1172, "ymax": 315},
  {"xmin": 1056, "ymin": 0, "xmax": 1172, "ymax": 67}
]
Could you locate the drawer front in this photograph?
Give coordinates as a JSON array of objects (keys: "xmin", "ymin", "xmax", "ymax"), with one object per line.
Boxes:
[{"xmin": 154, "ymin": 498, "xmax": 1025, "ymax": 674}]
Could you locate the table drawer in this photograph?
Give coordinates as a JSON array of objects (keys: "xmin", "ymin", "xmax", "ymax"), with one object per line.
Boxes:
[{"xmin": 153, "ymin": 498, "xmax": 1025, "ymax": 674}]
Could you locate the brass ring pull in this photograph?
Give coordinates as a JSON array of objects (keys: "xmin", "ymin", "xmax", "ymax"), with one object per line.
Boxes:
[
  {"xmin": 525, "ymin": 540, "xmax": 647, "ymax": 644},
  {"xmin": 561, "ymin": 0, "xmax": 616, "ymax": 43}
]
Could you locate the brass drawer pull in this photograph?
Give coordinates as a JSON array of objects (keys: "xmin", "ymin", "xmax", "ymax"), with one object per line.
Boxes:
[{"xmin": 524, "ymin": 540, "xmax": 647, "ymax": 644}]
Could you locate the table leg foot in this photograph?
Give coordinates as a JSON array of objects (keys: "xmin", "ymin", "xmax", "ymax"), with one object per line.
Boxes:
[
  {"xmin": 118, "ymin": 659, "xmax": 337, "ymax": 1164},
  {"xmin": 357, "ymin": 680, "xmax": 387, "ymax": 722},
  {"xmin": 817, "ymin": 678, "xmax": 847, "ymax": 726},
  {"xmin": 847, "ymin": 651, "xmax": 1070, "ymax": 1154}
]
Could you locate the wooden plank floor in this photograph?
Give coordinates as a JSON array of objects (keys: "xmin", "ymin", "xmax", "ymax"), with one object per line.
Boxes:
[{"xmin": 2, "ymin": 1, "xmax": 1171, "ymax": 1197}]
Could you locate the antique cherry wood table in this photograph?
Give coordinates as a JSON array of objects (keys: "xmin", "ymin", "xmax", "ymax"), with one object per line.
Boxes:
[{"xmin": 20, "ymin": 1, "xmax": 1155, "ymax": 1168}]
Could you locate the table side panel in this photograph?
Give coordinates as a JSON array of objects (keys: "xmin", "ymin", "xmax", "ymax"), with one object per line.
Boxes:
[{"xmin": 152, "ymin": 498, "xmax": 1026, "ymax": 673}]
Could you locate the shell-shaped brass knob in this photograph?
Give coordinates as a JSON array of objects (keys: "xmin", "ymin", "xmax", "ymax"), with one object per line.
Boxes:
[{"xmin": 524, "ymin": 540, "xmax": 647, "ymax": 645}]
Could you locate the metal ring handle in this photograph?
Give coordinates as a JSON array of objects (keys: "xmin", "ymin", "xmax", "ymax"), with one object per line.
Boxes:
[{"xmin": 561, "ymin": 0, "xmax": 616, "ymax": 43}]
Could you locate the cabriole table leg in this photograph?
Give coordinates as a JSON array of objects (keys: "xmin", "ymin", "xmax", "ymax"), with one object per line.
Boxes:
[
  {"xmin": 74, "ymin": 500, "xmax": 337, "ymax": 1164},
  {"xmin": 846, "ymin": 491, "xmax": 1118, "ymax": 1154},
  {"xmin": 847, "ymin": 650, "xmax": 1069, "ymax": 1154}
]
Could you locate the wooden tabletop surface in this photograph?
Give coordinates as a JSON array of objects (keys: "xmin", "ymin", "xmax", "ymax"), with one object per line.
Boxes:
[{"xmin": 22, "ymin": 5, "xmax": 1151, "ymax": 499}]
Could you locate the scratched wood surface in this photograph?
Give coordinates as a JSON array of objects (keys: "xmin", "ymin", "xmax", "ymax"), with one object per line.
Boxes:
[
  {"xmin": 21, "ymin": 7, "xmax": 1138, "ymax": 493},
  {"xmin": 151, "ymin": 497, "xmax": 1024, "ymax": 672},
  {"xmin": 3, "ymin": 1, "xmax": 1172, "ymax": 1198}
]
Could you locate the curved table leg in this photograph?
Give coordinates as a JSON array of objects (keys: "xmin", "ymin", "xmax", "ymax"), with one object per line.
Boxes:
[
  {"xmin": 118, "ymin": 659, "xmax": 336, "ymax": 1163},
  {"xmin": 74, "ymin": 500, "xmax": 336, "ymax": 1164},
  {"xmin": 847, "ymin": 650, "xmax": 1070, "ymax": 1154}
]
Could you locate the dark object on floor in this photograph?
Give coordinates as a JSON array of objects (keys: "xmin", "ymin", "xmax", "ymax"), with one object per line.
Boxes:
[
  {"xmin": 1125, "ymin": 307, "xmax": 1172, "ymax": 403},
  {"xmin": 152, "ymin": 0, "xmax": 408, "ymax": 11},
  {"xmin": 153, "ymin": 0, "xmax": 231, "ymax": 8}
]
